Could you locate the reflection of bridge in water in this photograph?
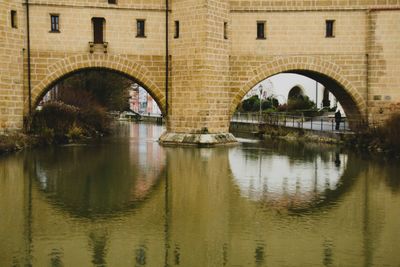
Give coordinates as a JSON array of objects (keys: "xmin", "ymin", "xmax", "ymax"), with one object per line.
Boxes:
[
  {"xmin": 1, "ymin": 124, "xmax": 399, "ymax": 266},
  {"xmin": 229, "ymin": 145, "xmax": 348, "ymax": 211}
]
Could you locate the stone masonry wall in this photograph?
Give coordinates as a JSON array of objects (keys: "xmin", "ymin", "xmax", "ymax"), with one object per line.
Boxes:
[
  {"xmin": 0, "ymin": 0, "xmax": 25, "ymax": 132},
  {"xmin": 0, "ymin": 0, "xmax": 399, "ymax": 133},
  {"xmin": 26, "ymin": 2, "xmax": 167, "ymax": 113},
  {"xmin": 228, "ymin": 9, "xmax": 369, "ymax": 121},
  {"xmin": 169, "ymin": 0, "xmax": 231, "ymax": 133},
  {"xmin": 368, "ymin": 10, "xmax": 400, "ymax": 123}
]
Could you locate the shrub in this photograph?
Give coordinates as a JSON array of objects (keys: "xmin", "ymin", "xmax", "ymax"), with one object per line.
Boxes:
[
  {"xmin": 79, "ymin": 105, "xmax": 111, "ymax": 135},
  {"xmin": 382, "ymin": 113, "xmax": 400, "ymax": 150},
  {"xmin": 348, "ymin": 112, "xmax": 400, "ymax": 154},
  {"xmin": 242, "ymin": 96, "xmax": 260, "ymax": 112},
  {"xmin": 66, "ymin": 124, "xmax": 85, "ymax": 142},
  {"xmin": 287, "ymin": 96, "xmax": 315, "ymax": 111},
  {"xmin": 31, "ymin": 101, "xmax": 110, "ymax": 143},
  {"xmin": 276, "ymin": 104, "xmax": 288, "ymax": 112},
  {"xmin": 31, "ymin": 102, "xmax": 79, "ymax": 141}
]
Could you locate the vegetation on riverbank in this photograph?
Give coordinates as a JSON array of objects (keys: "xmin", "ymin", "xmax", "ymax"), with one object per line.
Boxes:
[
  {"xmin": 26, "ymin": 70, "xmax": 134, "ymax": 145},
  {"xmin": 346, "ymin": 113, "xmax": 400, "ymax": 155},
  {"xmin": 30, "ymin": 101, "xmax": 111, "ymax": 144},
  {"xmin": 0, "ymin": 70, "xmax": 136, "ymax": 154},
  {"xmin": 0, "ymin": 133, "xmax": 38, "ymax": 155},
  {"xmin": 231, "ymin": 111, "xmax": 400, "ymax": 157},
  {"xmin": 266, "ymin": 112, "xmax": 400, "ymax": 156}
]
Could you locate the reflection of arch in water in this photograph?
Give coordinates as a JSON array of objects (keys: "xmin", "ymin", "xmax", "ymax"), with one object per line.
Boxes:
[
  {"xmin": 29, "ymin": 137, "xmax": 166, "ymax": 218},
  {"xmin": 228, "ymin": 143, "xmax": 361, "ymax": 213}
]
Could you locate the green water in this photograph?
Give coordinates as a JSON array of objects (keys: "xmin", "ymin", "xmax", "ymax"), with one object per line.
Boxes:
[{"xmin": 0, "ymin": 122, "xmax": 399, "ymax": 267}]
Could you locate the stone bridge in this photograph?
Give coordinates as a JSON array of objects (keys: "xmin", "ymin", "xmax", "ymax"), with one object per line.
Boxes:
[{"xmin": 1, "ymin": 0, "xmax": 399, "ymax": 145}]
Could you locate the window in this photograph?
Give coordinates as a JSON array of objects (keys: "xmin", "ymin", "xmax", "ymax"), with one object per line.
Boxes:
[
  {"xmin": 326, "ymin": 20, "xmax": 335, "ymax": 38},
  {"xmin": 224, "ymin": 22, "xmax": 228, "ymax": 39},
  {"xmin": 174, "ymin": 21, "xmax": 180, "ymax": 39},
  {"xmin": 92, "ymin": 17, "xmax": 105, "ymax": 43},
  {"xmin": 11, "ymin": 10, "xmax": 17, "ymax": 28},
  {"xmin": 136, "ymin": 19, "xmax": 146, "ymax": 38},
  {"xmin": 50, "ymin": 14, "xmax": 60, "ymax": 32},
  {"xmin": 108, "ymin": 0, "xmax": 117, "ymax": 4},
  {"xmin": 257, "ymin": 21, "xmax": 266, "ymax": 39}
]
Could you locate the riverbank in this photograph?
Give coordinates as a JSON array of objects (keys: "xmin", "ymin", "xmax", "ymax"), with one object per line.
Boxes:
[
  {"xmin": 0, "ymin": 133, "xmax": 38, "ymax": 155},
  {"xmin": 231, "ymin": 122, "xmax": 346, "ymax": 144},
  {"xmin": 230, "ymin": 117, "xmax": 400, "ymax": 158}
]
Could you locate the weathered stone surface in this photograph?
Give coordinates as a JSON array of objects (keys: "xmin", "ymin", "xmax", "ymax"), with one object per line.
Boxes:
[
  {"xmin": 159, "ymin": 132, "xmax": 238, "ymax": 147},
  {"xmin": 0, "ymin": 0, "xmax": 399, "ymax": 140}
]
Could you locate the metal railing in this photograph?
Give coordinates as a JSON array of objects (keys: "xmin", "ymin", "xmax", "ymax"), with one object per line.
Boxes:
[{"xmin": 231, "ymin": 112, "xmax": 368, "ymax": 133}]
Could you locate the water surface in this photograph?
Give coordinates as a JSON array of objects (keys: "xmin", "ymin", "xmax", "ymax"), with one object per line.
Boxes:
[{"xmin": 0, "ymin": 123, "xmax": 399, "ymax": 266}]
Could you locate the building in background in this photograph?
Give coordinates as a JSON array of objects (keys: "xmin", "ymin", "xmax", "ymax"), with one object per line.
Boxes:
[{"xmin": 129, "ymin": 84, "xmax": 161, "ymax": 116}]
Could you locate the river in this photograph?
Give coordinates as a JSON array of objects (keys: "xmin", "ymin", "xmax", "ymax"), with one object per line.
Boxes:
[{"xmin": 0, "ymin": 122, "xmax": 399, "ymax": 266}]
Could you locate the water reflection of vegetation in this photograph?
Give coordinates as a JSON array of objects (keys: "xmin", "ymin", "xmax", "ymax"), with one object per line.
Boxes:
[
  {"xmin": 241, "ymin": 137, "xmax": 337, "ymax": 163},
  {"xmin": 26, "ymin": 143, "xmax": 165, "ymax": 218},
  {"xmin": 230, "ymin": 138, "xmax": 364, "ymax": 214}
]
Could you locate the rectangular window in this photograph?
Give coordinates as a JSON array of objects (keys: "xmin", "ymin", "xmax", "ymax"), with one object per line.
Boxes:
[
  {"xmin": 257, "ymin": 21, "xmax": 266, "ymax": 39},
  {"xmin": 224, "ymin": 22, "xmax": 228, "ymax": 39},
  {"xmin": 92, "ymin": 17, "xmax": 105, "ymax": 43},
  {"xmin": 108, "ymin": 0, "xmax": 117, "ymax": 4},
  {"xmin": 326, "ymin": 20, "xmax": 335, "ymax": 37},
  {"xmin": 50, "ymin": 14, "xmax": 60, "ymax": 32},
  {"xmin": 11, "ymin": 10, "xmax": 17, "ymax": 28},
  {"xmin": 174, "ymin": 21, "xmax": 180, "ymax": 39},
  {"xmin": 136, "ymin": 19, "xmax": 146, "ymax": 38}
]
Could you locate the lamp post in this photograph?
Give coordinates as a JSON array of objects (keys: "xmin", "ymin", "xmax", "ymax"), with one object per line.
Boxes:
[{"xmin": 258, "ymin": 84, "xmax": 263, "ymax": 123}]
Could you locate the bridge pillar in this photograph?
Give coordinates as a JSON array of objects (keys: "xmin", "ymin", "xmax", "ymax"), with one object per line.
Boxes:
[
  {"xmin": 0, "ymin": 0, "xmax": 25, "ymax": 132},
  {"xmin": 159, "ymin": 0, "xmax": 237, "ymax": 146}
]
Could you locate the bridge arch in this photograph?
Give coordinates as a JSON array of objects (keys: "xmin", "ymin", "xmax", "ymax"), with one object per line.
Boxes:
[
  {"xmin": 231, "ymin": 56, "xmax": 366, "ymax": 123},
  {"xmin": 27, "ymin": 54, "xmax": 165, "ymax": 114}
]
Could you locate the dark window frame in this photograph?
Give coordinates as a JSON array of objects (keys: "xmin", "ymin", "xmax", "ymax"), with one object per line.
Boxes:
[
  {"xmin": 136, "ymin": 19, "xmax": 146, "ymax": 38},
  {"xmin": 11, "ymin": 10, "xmax": 17, "ymax": 28},
  {"xmin": 257, "ymin": 21, "xmax": 266, "ymax": 40},
  {"xmin": 50, "ymin": 14, "xmax": 60, "ymax": 33},
  {"xmin": 326, "ymin": 20, "xmax": 335, "ymax": 38},
  {"xmin": 174, "ymin": 20, "xmax": 180, "ymax": 39},
  {"xmin": 92, "ymin": 17, "xmax": 105, "ymax": 44},
  {"xmin": 224, "ymin": 22, "xmax": 228, "ymax": 40},
  {"xmin": 108, "ymin": 0, "xmax": 117, "ymax": 4}
]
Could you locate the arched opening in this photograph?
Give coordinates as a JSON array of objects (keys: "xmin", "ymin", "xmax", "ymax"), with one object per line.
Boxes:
[
  {"xmin": 31, "ymin": 67, "xmax": 164, "ymax": 142},
  {"xmin": 34, "ymin": 67, "xmax": 163, "ymax": 116},
  {"xmin": 231, "ymin": 68, "xmax": 365, "ymax": 132}
]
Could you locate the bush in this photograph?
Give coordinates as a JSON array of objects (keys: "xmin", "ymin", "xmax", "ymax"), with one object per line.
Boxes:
[
  {"xmin": 79, "ymin": 105, "xmax": 111, "ymax": 135},
  {"xmin": 240, "ymin": 96, "xmax": 279, "ymax": 112},
  {"xmin": 32, "ymin": 102, "xmax": 79, "ymax": 142},
  {"xmin": 31, "ymin": 101, "xmax": 110, "ymax": 143},
  {"xmin": 66, "ymin": 124, "xmax": 85, "ymax": 142},
  {"xmin": 287, "ymin": 96, "xmax": 315, "ymax": 111},
  {"xmin": 242, "ymin": 96, "xmax": 260, "ymax": 112},
  {"xmin": 381, "ymin": 113, "xmax": 400, "ymax": 150},
  {"xmin": 348, "ymin": 112, "xmax": 400, "ymax": 154},
  {"xmin": 276, "ymin": 104, "xmax": 288, "ymax": 112}
]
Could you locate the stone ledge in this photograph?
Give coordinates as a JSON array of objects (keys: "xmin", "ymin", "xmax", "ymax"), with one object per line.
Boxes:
[{"xmin": 158, "ymin": 132, "xmax": 238, "ymax": 147}]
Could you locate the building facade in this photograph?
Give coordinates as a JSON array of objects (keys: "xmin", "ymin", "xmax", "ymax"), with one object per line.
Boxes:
[{"xmin": 0, "ymin": 0, "xmax": 400, "ymax": 144}]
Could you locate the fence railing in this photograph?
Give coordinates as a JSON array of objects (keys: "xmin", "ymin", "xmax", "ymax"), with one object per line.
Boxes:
[{"xmin": 231, "ymin": 112, "xmax": 368, "ymax": 133}]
